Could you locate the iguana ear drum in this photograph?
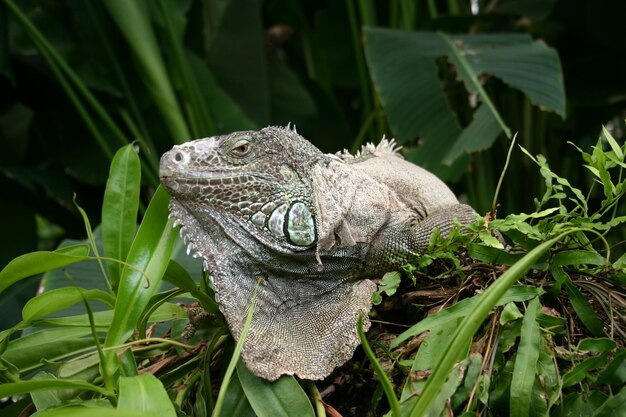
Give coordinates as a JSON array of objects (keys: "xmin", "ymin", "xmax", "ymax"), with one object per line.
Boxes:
[{"xmin": 284, "ymin": 201, "xmax": 316, "ymax": 247}]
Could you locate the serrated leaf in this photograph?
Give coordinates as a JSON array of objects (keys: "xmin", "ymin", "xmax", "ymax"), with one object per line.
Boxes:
[
  {"xmin": 602, "ymin": 126, "xmax": 624, "ymax": 161},
  {"xmin": 379, "ymin": 271, "xmax": 401, "ymax": 296}
]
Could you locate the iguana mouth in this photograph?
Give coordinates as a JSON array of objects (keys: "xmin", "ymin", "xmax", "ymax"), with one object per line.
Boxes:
[{"xmin": 159, "ymin": 169, "xmax": 232, "ymax": 180}]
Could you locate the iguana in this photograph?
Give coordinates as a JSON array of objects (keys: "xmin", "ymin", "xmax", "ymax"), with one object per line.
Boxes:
[{"xmin": 159, "ymin": 126, "xmax": 475, "ymax": 381}]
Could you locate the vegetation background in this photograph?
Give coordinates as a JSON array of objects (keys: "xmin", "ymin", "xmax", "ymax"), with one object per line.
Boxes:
[{"xmin": 0, "ymin": 0, "xmax": 625, "ymax": 416}]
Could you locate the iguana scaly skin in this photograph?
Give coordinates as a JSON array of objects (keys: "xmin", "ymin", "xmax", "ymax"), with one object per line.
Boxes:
[{"xmin": 159, "ymin": 126, "xmax": 475, "ymax": 381}]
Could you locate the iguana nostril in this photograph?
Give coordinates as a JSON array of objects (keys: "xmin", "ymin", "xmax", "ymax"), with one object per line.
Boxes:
[{"xmin": 174, "ymin": 152, "xmax": 184, "ymax": 163}]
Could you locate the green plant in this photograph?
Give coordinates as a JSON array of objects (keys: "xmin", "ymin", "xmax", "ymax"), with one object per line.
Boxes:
[
  {"xmin": 1, "ymin": 1, "xmax": 625, "ymax": 415},
  {"xmin": 364, "ymin": 127, "xmax": 625, "ymax": 416},
  {"xmin": 1, "ymin": 118, "xmax": 624, "ymax": 415}
]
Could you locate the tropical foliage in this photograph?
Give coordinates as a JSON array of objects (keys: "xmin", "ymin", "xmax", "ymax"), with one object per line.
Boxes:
[{"xmin": 0, "ymin": 0, "xmax": 624, "ymax": 416}]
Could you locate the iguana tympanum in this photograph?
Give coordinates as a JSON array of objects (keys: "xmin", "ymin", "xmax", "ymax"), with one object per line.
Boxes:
[{"xmin": 159, "ymin": 126, "xmax": 475, "ymax": 381}]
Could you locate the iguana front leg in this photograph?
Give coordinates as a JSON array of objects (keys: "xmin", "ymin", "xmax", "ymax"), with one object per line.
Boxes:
[{"xmin": 364, "ymin": 203, "xmax": 476, "ymax": 275}]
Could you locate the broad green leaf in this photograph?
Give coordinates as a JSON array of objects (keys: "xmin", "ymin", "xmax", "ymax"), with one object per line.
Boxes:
[
  {"xmin": 30, "ymin": 372, "xmax": 63, "ymax": 411},
  {"xmin": 22, "ymin": 288, "xmax": 115, "ymax": 323},
  {"xmin": 58, "ymin": 352, "xmax": 101, "ymax": 380},
  {"xmin": 375, "ymin": 270, "xmax": 401, "ymax": 303},
  {"xmin": 392, "ymin": 285, "xmax": 543, "ymax": 348},
  {"xmin": 219, "ymin": 372, "xmax": 255, "ymax": 417},
  {"xmin": 564, "ymin": 281, "xmax": 605, "ymax": 337},
  {"xmin": 163, "ymin": 260, "xmax": 218, "ymax": 313},
  {"xmin": 236, "ymin": 361, "xmax": 315, "ymax": 417},
  {"xmin": 0, "ymin": 379, "xmax": 110, "ymax": 397},
  {"xmin": 468, "ymin": 244, "xmax": 527, "ymax": 266},
  {"xmin": 36, "ymin": 408, "xmax": 161, "ymax": 417},
  {"xmin": 432, "ymin": 362, "xmax": 467, "ymax": 414},
  {"xmin": 450, "ymin": 353, "xmax": 483, "ymax": 409},
  {"xmin": 364, "ymin": 28, "xmax": 565, "ymax": 173},
  {"xmin": 2, "ymin": 328, "xmax": 95, "ymax": 372},
  {"xmin": 118, "ymin": 374, "xmax": 176, "ymax": 417},
  {"xmin": 364, "ymin": 28, "xmax": 462, "ymax": 174},
  {"xmin": 561, "ymin": 392, "xmax": 608, "ymax": 417},
  {"xmin": 438, "ymin": 32, "xmax": 510, "ymax": 138},
  {"xmin": 102, "ymin": 186, "xmax": 177, "ymax": 382},
  {"xmin": 0, "ymin": 244, "xmax": 89, "ymax": 294},
  {"xmin": 562, "ymin": 353, "xmax": 609, "ymax": 387},
  {"xmin": 452, "ymin": 33, "xmax": 565, "ymax": 118},
  {"xmin": 510, "ymin": 297, "xmax": 542, "ymax": 417},
  {"xmin": 500, "ymin": 302, "xmax": 523, "ymax": 325},
  {"xmin": 102, "ymin": 144, "xmax": 141, "ymax": 286},
  {"xmin": 443, "ymin": 104, "xmax": 502, "ymax": 164},
  {"xmin": 35, "ymin": 302, "xmax": 185, "ymax": 329}
]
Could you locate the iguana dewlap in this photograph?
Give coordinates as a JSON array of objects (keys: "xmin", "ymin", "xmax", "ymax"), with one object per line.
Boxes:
[{"xmin": 159, "ymin": 126, "xmax": 475, "ymax": 380}]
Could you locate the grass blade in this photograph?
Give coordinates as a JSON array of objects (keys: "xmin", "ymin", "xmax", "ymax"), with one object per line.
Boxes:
[
  {"xmin": 102, "ymin": 0, "xmax": 190, "ymax": 143},
  {"xmin": 212, "ymin": 282, "xmax": 259, "ymax": 417},
  {"xmin": 359, "ymin": 316, "xmax": 400, "ymax": 417}
]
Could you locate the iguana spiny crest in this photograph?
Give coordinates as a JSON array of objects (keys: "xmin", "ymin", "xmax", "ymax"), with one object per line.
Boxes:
[{"xmin": 160, "ymin": 126, "xmax": 476, "ymax": 381}]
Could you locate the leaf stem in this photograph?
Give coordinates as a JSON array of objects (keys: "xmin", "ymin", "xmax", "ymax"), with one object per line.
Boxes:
[{"xmin": 358, "ymin": 315, "xmax": 401, "ymax": 417}]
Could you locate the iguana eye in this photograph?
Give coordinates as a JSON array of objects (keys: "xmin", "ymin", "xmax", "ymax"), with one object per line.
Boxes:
[{"xmin": 231, "ymin": 140, "xmax": 251, "ymax": 157}]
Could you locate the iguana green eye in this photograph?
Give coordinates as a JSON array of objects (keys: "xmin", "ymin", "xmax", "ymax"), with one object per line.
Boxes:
[{"xmin": 231, "ymin": 139, "xmax": 251, "ymax": 157}]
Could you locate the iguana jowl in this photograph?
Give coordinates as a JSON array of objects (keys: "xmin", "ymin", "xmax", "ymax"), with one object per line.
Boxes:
[{"xmin": 159, "ymin": 126, "xmax": 475, "ymax": 381}]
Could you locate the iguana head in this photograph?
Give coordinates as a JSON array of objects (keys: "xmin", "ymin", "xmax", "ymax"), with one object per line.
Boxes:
[{"xmin": 160, "ymin": 126, "xmax": 322, "ymax": 249}]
